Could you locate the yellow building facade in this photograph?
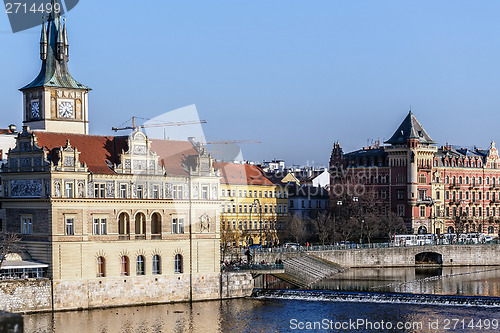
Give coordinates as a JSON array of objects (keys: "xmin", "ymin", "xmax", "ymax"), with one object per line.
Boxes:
[{"xmin": 216, "ymin": 162, "xmax": 288, "ymax": 248}]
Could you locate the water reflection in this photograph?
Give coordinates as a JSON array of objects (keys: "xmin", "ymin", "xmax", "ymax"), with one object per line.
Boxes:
[{"xmin": 313, "ymin": 266, "xmax": 500, "ymax": 297}]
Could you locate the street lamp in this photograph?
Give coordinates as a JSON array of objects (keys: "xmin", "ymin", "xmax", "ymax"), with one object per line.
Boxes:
[
  {"xmin": 334, "ymin": 200, "xmax": 342, "ymax": 245},
  {"xmin": 353, "ymin": 197, "xmax": 363, "ymax": 245},
  {"xmin": 253, "ymin": 199, "xmax": 263, "ymax": 246}
]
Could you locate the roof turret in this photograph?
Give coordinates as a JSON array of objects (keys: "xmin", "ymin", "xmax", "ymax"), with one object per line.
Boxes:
[{"xmin": 385, "ymin": 111, "xmax": 435, "ymax": 145}]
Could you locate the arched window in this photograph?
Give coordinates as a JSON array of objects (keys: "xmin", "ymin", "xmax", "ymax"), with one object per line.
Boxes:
[
  {"xmin": 96, "ymin": 256, "xmax": 105, "ymax": 278},
  {"xmin": 466, "ymin": 176, "xmax": 469, "ymax": 184},
  {"xmin": 448, "ymin": 226, "xmax": 455, "ymax": 234},
  {"xmin": 152, "ymin": 255, "xmax": 161, "ymax": 275},
  {"xmin": 452, "ymin": 176, "xmax": 456, "ymax": 185},
  {"xmin": 459, "ymin": 176, "xmax": 462, "ymax": 184},
  {"xmin": 151, "ymin": 213, "xmax": 161, "ymax": 235},
  {"xmin": 446, "ymin": 176, "xmax": 449, "ymax": 184},
  {"xmin": 487, "ymin": 177, "xmax": 490, "ymax": 185},
  {"xmin": 174, "ymin": 254, "xmax": 183, "ymax": 274},
  {"xmin": 118, "ymin": 213, "xmax": 130, "ymax": 235},
  {"xmin": 488, "ymin": 226, "xmax": 495, "ymax": 234},
  {"xmin": 135, "ymin": 212, "xmax": 146, "ymax": 235},
  {"xmin": 136, "ymin": 255, "xmax": 145, "ymax": 275},
  {"xmin": 479, "ymin": 177, "xmax": 483, "ymax": 185},
  {"xmin": 120, "ymin": 256, "xmax": 130, "ymax": 276}
]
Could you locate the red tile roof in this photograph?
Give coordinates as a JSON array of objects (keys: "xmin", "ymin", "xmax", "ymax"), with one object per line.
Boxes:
[
  {"xmin": 0, "ymin": 129, "xmax": 16, "ymax": 135},
  {"xmin": 33, "ymin": 131, "xmax": 197, "ymax": 176},
  {"xmin": 215, "ymin": 162, "xmax": 274, "ymax": 186},
  {"xmin": 150, "ymin": 139, "xmax": 197, "ymax": 176}
]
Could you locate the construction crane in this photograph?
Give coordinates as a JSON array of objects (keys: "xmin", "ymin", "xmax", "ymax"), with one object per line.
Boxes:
[{"xmin": 112, "ymin": 116, "xmax": 207, "ymax": 132}]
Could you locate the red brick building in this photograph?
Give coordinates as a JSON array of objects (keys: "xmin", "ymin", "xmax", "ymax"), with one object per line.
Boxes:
[{"xmin": 330, "ymin": 111, "xmax": 500, "ymax": 236}]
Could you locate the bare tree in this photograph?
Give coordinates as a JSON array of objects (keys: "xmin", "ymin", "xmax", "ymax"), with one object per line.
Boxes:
[
  {"xmin": 220, "ymin": 224, "xmax": 239, "ymax": 261},
  {"xmin": 362, "ymin": 212, "xmax": 381, "ymax": 244},
  {"xmin": 312, "ymin": 211, "xmax": 333, "ymax": 246},
  {"xmin": 454, "ymin": 214, "xmax": 467, "ymax": 240},
  {"xmin": 285, "ymin": 215, "xmax": 306, "ymax": 244},
  {"xmin": 0, "ymin": 232, "xmax": 22, "ymax": 271},
  {"xmin": 382, "ymin": 212, "xmax": 407, "ymax": 239}
]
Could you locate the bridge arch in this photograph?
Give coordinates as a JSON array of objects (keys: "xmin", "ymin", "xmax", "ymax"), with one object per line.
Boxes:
[{"xmin": 415, "ymin": 252, "xmax": 443, "ymax": 265}]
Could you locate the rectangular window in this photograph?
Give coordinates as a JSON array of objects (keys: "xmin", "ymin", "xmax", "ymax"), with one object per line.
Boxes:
[
  {"xmin": 94, "ymin": 183, "xmax": 105, "ymax": 198},
  {"xmin": 222, "ymin": 204, "xmax": 225, "ymax": 213},
  {"xmin": 238, "ymin": 190, "xmax": 242, "ymax": 197},
  {"xmin": 397, "ymin": 189, "xmax": 404, "ymax": 200},
  {"xmin": 65, "ymin": 218, "xmax": 74, "ymax": 235},
  {"xmin": 244, "ymin": 205, "xmax": 247, "ymax": 213},
  {"xmin": 244, "ymin": 190, "xmax": 247, "ymax": 197},
  {"xmin": 202, "ymin": 186, "xmax": 208, "ymax": 200},
  {"xmin": 65, "ymin": 182, "xmax": 73, "ymax": 198},
  {"xmin": 239, "ymin": 204, "xmax": 242, "ymax": 213},
  {"xmin": 21, "ymin": 216, "xmax": 32, "ymax": 235},
  {"xmin": 436, "ymin": 191, "xmax": 440, "ymax": 200},
  {"xmin": 420, "ymin": 206, "xmax": 426, "ymax": 217},
  {"xmin": 93, "ymin": 218, "xmax": 100, "ymax": 235},
  {"xmin": 172, "ymin": 218, "xmax": 184, "ymax": 234},
  {"xmin": 120, "ymin": 184, "xmax": 127, "ymax": 198},
  {"xmin": 137, "ymin": 185, "xmax": 144, "ymax": 199},
  {"xmin": 100, "ymin": 218, "xmax": 107, "ymax": 235},
  {"xmin": 153, "ymin": 185, "xmax": 159, "ymax": 199},
  {"xmin": 172, "ymin": 218, "xmax": 177, "ymax": 233},
  {"xmin": 397, "ymin": 205, "xmax": 405, "ymax": 217},
  {"xmin": 289, "ymin": 200, "xmax": 294, "ymax": 208},
  {"xmin": 259, "ymin": 191, "xmax": 262, "ymax": 197}
]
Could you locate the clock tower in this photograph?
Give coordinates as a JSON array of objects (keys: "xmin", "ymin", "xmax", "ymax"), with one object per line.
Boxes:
[{"xmin": 20, "ymin": 0, "xmax": 90, "ymax": 135}]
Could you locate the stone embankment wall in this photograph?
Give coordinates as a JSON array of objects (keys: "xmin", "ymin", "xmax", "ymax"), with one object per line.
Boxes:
[
  {"xmin": 255, "ymin": 244, "xmax": 500, "ymax": 268},
  {"xmin": 0, "ymin": 272, "xmax": 253, "ymax": 313},
  {"xmin": 220, "ymin": 272, "xmax": 253, "ymax": 299},
  {"xmin": 0, "ymin": 279, "xmax": 52, "ymax": 313}
]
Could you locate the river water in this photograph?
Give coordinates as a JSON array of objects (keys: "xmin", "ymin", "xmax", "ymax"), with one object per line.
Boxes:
[{"xmin": 24, "ymin": 267, "xmax": 500, "ymax": 333}]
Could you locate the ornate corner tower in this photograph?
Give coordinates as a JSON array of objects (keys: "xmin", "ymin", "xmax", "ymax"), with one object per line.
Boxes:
[{"xmin": 20, "ymin": 0, "xmax": 90, "ymax": 134}]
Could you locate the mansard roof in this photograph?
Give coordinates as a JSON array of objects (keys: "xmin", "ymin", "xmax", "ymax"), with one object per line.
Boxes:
[
  {"xmin": 385, "ymin": 111, "xmax": 435, "ymax": 145},
  {"xmin": 33, "ymin": 131, "xmax": 197, "ymax": 175},
  {"xmin": 215, "ymin": 162, "xmax": 274, "ymax": 186}
]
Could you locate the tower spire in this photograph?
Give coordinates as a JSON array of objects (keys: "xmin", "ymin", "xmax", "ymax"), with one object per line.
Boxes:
[
  {"xmin": 20, "ymin": 0, "xmax": 88, "ymax": 91},
  {"xmin": 63, "ymin": 18, "xmax": 69, "ymax": 59},
  {"xmin": 40, "ymin": 17, "xmax": 47, "ymax": 60}
]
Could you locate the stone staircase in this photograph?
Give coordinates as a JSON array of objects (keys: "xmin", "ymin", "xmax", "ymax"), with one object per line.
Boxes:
[{"xmin": 273, "ymin": 254, "xmax": 343, "ymax": 288}]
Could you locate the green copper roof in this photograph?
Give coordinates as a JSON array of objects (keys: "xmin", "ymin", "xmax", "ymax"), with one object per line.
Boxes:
[{"xmin": 20, "ymin": 2, "xmax": 89, "ymax": 91}]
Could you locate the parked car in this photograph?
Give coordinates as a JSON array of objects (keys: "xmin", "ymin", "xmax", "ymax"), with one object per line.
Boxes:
[
  {"xmin": 283, "ymin": 243, "xmax": 299, "ymax": 249},
  {"xmin": 248, "ymin": 244, "xmax": 262, "ymax": 250}
]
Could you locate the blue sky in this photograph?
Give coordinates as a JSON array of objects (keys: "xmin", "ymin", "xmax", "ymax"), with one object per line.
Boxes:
[{"xmin": 1, "ymin": 1, "xmax": 500, "ymax": 166}]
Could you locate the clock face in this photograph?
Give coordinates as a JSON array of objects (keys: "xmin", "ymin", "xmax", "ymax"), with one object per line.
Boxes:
[
  {"xmin": 58, "ymin": 100, "xmax": 74, "ymax": 118},
  {"xmin": 31, "ymin": 100, "xmax": 40, "ymax": 118}
]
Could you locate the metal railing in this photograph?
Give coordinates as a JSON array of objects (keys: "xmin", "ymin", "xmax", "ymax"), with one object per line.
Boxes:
[
  {"xmin": 222, "ymin": 263, "xmax": 284, "ymax": 272},
  {"xmin": 246, "ymin": 240, "xmax": 500, "ymax": 254}
]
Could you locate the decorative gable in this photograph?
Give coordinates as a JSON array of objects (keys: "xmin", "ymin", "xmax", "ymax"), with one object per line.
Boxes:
[{"xmin": 115, "ymin": 130, "xmax": 164, "ymax": 175}]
